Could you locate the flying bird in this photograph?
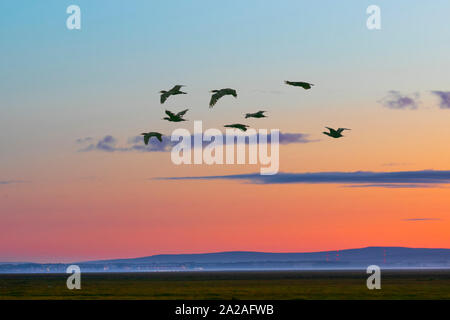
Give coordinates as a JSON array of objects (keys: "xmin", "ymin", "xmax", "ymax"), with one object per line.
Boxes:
[
  {"xmin": 160, "ymin": 85, "xmax": 186, "ymax": 104},
  {"xmin": 141, "ymin": 132, "xmax": 163, "ymax": 144},
  {"xmin": 285, "ymin": 81, "xmax": 314, "ymax": 90},
  {"xmin": 224, "ymin": 124, "xmax": 249, "ymax": 132},
  {"xmin": 245, "ymin": 110, "xmax": 267, "ymax": 119},
  {"xmin": 323, "ymin": 127, "xmax": 351, "ymax": 138},
  {"xmin": 209, "ymin": 88, "xmax": 237, "ymax": 108},
  {"xmin": 163, "ymin": 109, "xmax": 189, "ymax": 122}
]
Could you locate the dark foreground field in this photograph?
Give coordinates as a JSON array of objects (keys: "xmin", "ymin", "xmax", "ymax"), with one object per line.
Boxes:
[{"xmin": 1, "ymin": 270, "xmax": 449, "ymax": 300}]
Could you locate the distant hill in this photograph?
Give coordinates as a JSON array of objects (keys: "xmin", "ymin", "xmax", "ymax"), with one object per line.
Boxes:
[{"xmin": 1, "ymin": 247, "xmax": 449, "ymax": 273}]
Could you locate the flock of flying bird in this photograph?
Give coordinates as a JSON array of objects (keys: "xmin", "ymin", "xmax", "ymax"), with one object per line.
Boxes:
[{"xmin": 141, "ymin": 81, "xmax": 351, "ymax": 145}]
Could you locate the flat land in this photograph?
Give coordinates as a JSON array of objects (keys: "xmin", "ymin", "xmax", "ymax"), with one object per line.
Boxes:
[{"xmin": 0, "ymin": 270, "xmax": 449, "ymax": 299}]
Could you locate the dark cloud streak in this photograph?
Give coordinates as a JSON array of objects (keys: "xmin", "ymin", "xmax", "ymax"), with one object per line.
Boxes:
[
  {"xmin": 0, "ymin": 180, "xmax": 29, "ymax": 185},
  {"xmin": 158, "ymin": 170, "xmax": 450, "ymax": 187}
]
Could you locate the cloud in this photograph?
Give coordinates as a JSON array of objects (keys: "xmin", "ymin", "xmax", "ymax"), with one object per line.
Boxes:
[
  {"xmin": 75, "ymin": 137, "xmax": 93, "ymax": 144},
  {"xmin": 278, "ymin": 133, "xmax": 318, "ymax": 144},
  {"xmin": 128, "ymin": 135, "xmax": 172, "ymax": 152},
  {"xmin": 158, "ymin": 170, "xmax": 450, "ymax": 187},
  {"xmin": 0, "ymin": 180, "xmax": 28, "ymax": 185},
  {"xmin": 402, "ymin": 218, "xmax": 441, "ymax": 222},
  {"xmin": 79, "ymin": 136, "xmax": 130, "ymax": 152},
  {"xmin": 378, "ymin": 91, "xmax": 420, "ymax": 110},
  {"xmin": 431, "ymin": 91, "xmax": 450, "ymax": 109},
  {"xmin": 95, "ymin": 136, "xmax": 119, "ymax": 152},
  {"xmin": 78, "ymin": 132, "xmax": 317, "ymax": 153}
]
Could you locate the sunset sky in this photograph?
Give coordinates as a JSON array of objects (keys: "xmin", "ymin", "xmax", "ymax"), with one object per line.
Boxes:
[{"xmin": 1, "ymin": 0, "xmax": 450, "ymax": 262}]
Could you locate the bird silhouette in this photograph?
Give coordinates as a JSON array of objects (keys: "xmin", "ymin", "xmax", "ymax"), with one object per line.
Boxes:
[
  {"xmin": 160, "ymin": 85, "xmax": 186, "ymax": 104},
  {"xmin": 285, "ymin": 81, "xmax": 314, "ymax": 90},
  {"xmin": 323, "ymin": 127, "xmax": 351, "ymax": 138},
  {"xmin": 209, "ymin": 88, "xmax": 237, "ymax": 108},
  {"xmin": 163, "ymin": 109, "xmax": 189, "ymax": 122},
  {"xmin": 224, "ymin": 124, "xmax": 249, "ymax": 132},
  {"xmin": 245, "ymin": 110, "xmax": 267, "ymax": 119},
  {"xmin": 141, "ymin": 132, "xmax": 163, "ymax": 144}
]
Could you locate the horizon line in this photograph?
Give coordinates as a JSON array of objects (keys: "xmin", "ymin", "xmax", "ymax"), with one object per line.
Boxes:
[{"xmin": 3, "ymin": 245, "xmax": 450, "ymax": 265}]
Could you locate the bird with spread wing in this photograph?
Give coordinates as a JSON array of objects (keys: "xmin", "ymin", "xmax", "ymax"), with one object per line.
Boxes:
[
  {"xmin": 285, "ymin": 80, "xmax": 314, "ymax": 90},
  {"xmin": 163, "ymin": 109, "xmax": 189, "ymax": 122},
  {"xmin": 224, "ymin": 124, "xmax": 249, "ymax": 132},
  {"xmin": 245, "ymin": 110, "xmax": 267, "ymax": 119},
  {"xmin": 141, "ymin": 132, "xmax": 163, "ymax": 144},
  {"xmin": 160, "ymin": 85, "xmax": 187, "ymax": 104},
  {"xmin": 209, "ymin": 88, "xmax": 237, "ymax": 108},
  {"xmin": 323, "ymin": 127, "xmax": 351, "ymax": 138}
]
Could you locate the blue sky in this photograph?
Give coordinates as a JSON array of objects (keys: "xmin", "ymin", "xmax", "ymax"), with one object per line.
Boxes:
[{"xmin": 2, "ymin": 0, "xmax": 450, "ymax": 173}]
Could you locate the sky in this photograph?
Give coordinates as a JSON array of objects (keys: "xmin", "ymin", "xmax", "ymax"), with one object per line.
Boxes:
[{"xmin": 1, "ymin": 0, "xmax": 450, "ymax": 262}]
